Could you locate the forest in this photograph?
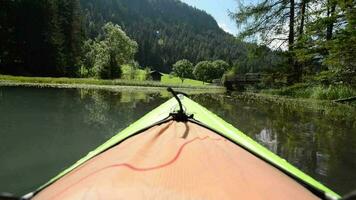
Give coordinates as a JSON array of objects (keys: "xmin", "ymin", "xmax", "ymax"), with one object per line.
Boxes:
[
  {"xmin": 0, "ymin": 0, "xmax": 280, "ymax": 77},
  {"xmin": 230, "ymin": 0, "xmax": 356, "ymax": 87},
  {"xmin": 0, "ymin": 0, "xmax": 355, "ymax": 100}
]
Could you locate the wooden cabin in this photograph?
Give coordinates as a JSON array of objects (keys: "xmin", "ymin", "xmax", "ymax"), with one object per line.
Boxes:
[{"xmin": 149, "ymin": 70, "xmax": 163, "ymax": 81}]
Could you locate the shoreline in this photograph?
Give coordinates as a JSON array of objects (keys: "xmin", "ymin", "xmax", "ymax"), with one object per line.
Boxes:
[
  {"xmin": 0, "ymin": 75, "xmax": 224, "ymax": 91},
  {"xmin": 0, "ymin": 80, "xmax": 225, "ymax": 93},
  {"xmin": 2, "ymin": 75, "xmax": 352, "ymax": 106},
  {"xmin": 230, "ymin": 92, "xmax": 356, "ymax": 110}
]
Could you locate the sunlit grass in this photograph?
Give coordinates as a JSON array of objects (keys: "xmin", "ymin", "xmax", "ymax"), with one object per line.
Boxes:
[
  {"xmin": 121, "ymin": 65, "xmax": 147, "ymax": 81},
  {"xmin": 161, "ymin": 74, "xmax": 206, "ymax": 86}
]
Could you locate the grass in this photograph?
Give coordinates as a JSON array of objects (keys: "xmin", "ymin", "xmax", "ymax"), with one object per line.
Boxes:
[
  {"xmin": 262, "ymin": 83, "xmax": 356, "ymax": 101},
  {"xmin": 0, "ymin": 74, "xmax": 222, "ymax": 90},
  {"xmin": 231, "ymin": 92, "xmax": 356, "ymax": 119},
  {"xmin": 0, "ymin": 64, "xmax": 211, "ymax": 90},
  {"xmin": 161, "ymin": 74, "xmax": 206, "ymax": 86}
]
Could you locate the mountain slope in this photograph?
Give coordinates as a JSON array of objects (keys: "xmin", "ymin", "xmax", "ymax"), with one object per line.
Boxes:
[{"xmin": 80, "ymin": 0, "xmax": 247, "ymax": 72}]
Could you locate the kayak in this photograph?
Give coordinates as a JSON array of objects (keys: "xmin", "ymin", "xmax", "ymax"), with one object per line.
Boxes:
[{"xmin": 24, "ymin": 90, "xmax": 340, "ymax": 200}]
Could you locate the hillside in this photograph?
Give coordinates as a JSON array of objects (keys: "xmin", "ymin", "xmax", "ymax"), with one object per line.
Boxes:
[
  {"xmin": 1, "ymin": 0, "xmax": 272, "ymax": 77},
  {"xmin": 80, "ymin": 0, "xmax": 247, "ymax": 72}
]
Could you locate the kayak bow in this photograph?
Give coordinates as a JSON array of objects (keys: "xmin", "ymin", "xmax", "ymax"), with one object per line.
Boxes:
[{"xmin": 27, "ymin": 95, "xmax": 340, "ymax": 200}]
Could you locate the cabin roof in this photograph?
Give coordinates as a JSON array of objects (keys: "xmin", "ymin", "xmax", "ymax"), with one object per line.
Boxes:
[{"xmin": 149, "ymin": 70, "xmax": 164, "ymax": 76}]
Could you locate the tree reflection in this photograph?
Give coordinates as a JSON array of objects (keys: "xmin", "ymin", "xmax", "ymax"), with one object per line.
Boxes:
[{"xmin": 256, "ymin": 128, "xmax": 278, "ymax": 153}]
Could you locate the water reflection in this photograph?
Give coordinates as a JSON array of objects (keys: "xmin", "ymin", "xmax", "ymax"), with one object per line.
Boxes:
[
  {"xmin": 256, "ymin": 128, "xmax": 278, "ymax": 153},
  {"xmin": 193, "ymin": 93, "xmax": 356, "ymax": 194},
  {"xmin": 0, "ymin": 87, "xmax": 170, "ymax": 195},
  {"xmin": 0, "ymin": 87, "xmax": 355, "ymax": 195},
  {"xmin": 316, "ymin": 152, "xmax": 329, "ymax": 177}
]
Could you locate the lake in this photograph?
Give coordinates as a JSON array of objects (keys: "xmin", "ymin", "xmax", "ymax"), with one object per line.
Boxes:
[{"xmin": 0, "ymin": 86, "xmax": 355, "ymax": 196}]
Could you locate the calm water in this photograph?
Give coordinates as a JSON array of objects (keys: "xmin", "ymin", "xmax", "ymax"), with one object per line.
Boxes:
[{"xmin": 0, "ymin": 86, "xmax": 355, "ymax": 196}]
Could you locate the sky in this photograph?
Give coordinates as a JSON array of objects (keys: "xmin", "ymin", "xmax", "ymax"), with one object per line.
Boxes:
[{"xmin": 180, "ymin": 0, "xmax": 239, "ymax": 35}]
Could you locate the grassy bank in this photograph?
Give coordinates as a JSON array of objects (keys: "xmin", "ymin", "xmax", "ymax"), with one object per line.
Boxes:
[
  {"xmin": 231, "ymin": 92, "xmax": 356, "ymax": 118},
  {"xmin": 261, "ymin": 83, "xmax": 356, "ymax": 102},
  {"xmin": 0, "ymin": 75, "xmax": 223, "ymax": 90}
]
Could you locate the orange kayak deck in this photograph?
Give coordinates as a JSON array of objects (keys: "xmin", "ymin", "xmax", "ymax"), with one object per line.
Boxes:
[{"xmin": 34, "ymin": 121, "xmax": 319, "ymax": 200}]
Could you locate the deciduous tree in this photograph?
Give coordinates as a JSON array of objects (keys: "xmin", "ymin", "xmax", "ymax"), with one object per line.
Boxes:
[
  {"xmin": 172, "ymin": 59, "xmax": 194, "ymax": 83},
  {"xmin": 82, "ymin": 23, "xmax": 138, "ymax": 79}
]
